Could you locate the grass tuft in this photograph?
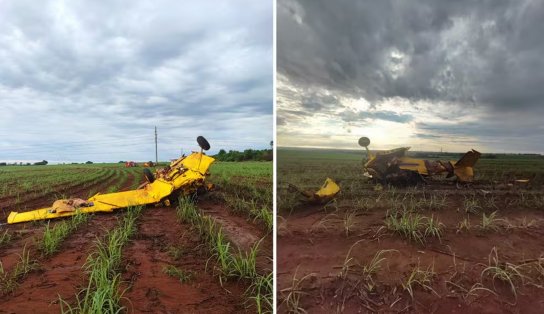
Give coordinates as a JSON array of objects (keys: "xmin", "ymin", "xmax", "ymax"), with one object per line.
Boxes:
[
  {"xmin": 402, "ymin": 262, "xmax": 437, "ymax": 299},
  {"xmin": 0, "ymin": 230, "xmax": 12, "ymax": 247},
  {"xmin": 166, "ymin": 246, "xmax": 184, "ymax": 260},
  {"xmin": 481, "ymin": 211, "xmax": 503, "ymax": 231},
  {"xmin": 40, "ymin": 211, "xmax": 90, "ymax": 256},
  {"xmin": 177, "ymin": 197, "xmax": 272, "ymax": 313},
  {"xmin": 0, "ymin": 245, "xmax": 38, "ymax": 295},
  {"xmin": 280, "ymin": 267, "xmax": 313, "ymax": 314},
  {"xmin": 480, "ymin": 247, "xmax": 525, "ymax": 298},
  {"xmin": 385, "ymin": 210, "xmax": 444, "ymax": 244},
  {"xmin": 163, "ymin": 265, "xmax": 194, "ymax": 283}
]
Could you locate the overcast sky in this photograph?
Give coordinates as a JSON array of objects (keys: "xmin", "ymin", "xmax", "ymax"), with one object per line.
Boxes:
[
  {"xmin": 0, "ymin": 0, "xmax": 272, "ymax": 163},
  {"xmin": 278, "ymin": 0, "xmax": 544, "ymax": 154}
]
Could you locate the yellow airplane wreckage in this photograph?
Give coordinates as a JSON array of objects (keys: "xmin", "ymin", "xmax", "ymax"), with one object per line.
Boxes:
[
  {"xmin": 358, "ymin": 137, "xmax": 481, "ymax": 185},
  {"xmin": 6, "ymin": 136, "xmax": 214, "ymax": 224},
  {"xmin": 291, "ymin": 136, "xmax": 481, "ymax": 204}
]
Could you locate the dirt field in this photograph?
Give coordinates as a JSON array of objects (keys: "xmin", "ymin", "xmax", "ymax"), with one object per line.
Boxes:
[
  {"xmin": 277, "ymin": 148, "xmax": 544, "ymax": 313},
  {"xmin": 0, "ymin": 161, "xmax": 272, "ymax": 313}
]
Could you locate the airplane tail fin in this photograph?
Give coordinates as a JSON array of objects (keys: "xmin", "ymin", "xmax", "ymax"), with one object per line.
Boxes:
[
  {"xmin": 455, "ymin": 149, "xmax": 481, "ymax": 168},
  {"xmin": 454, "ymin": 150, "xmax": 481, "ymax": 182}
]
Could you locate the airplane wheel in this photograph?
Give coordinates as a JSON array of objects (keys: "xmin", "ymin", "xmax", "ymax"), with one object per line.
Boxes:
[
  {"xmin": 143, "ymin": 168, "xmax": 155, "ymax": 183},
  {"xmin": 197, "ymin": 136, "xmax": 211, "ymax": 151}
]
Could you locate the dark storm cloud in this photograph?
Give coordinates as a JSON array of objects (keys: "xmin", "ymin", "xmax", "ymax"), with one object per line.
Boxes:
[
  {"xmin": 0, "ymin": 0, "xmax": 272, "ymax": 162},
  {"xmin": 340, "ymin": 109, "xmax": 413, "ymax": 123},
  {"xmin": 300, "ymin": 93, "xmax": 339, "ymax": 111},
  {"xmin": 278, "ymin": 0, "xmax": 544, "ymax": 108},
  {"xmin": 278, "ymin": 0, "xmax": 544, "ymax": 152}
]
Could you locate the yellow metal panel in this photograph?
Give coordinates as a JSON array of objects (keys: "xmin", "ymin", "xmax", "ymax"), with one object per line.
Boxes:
[
  {"xmin": 397, "ymin": 157, "xmax": 428, "ymax": 175},
  {"xmin": 454, "ymin": 167, "xmax": 474, "ymax": 182},
  {"xmin": 7, "ymin": 205, "xmax": 114, "ymax": 224},
  {"xmin": 180, "ymin": 152, "xmax": 215, "ymax": 175},
  {"xmin": 90, "ymin": 179, "xmax": 174, "ymax": 209},
  {"xmin": 7, "ymin": 180, "xmax": 174, "ymax": 224},
  {"xmin": 315, "ymin": 178, "xmax": 340, "ymax": 198}
]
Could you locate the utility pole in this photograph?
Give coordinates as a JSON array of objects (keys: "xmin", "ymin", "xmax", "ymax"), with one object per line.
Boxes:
[{"xmin": 154, "ymin": 126, "xmax": 158, "ymax": 164}]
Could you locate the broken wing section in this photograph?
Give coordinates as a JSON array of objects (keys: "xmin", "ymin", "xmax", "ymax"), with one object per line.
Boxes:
[
  {"xmin": 289, "ymin": 178, "xmax": 340, "ymax": 204},
  {"xmin": 7, "ymin": 179, "xmax": 174, "ymax": 224},
  {"xmin": 7, "ymin": 152, "xmax": 216, "ymax": 224},
  {"xmin": 315, "ymin": 178, "xmax": 341, "ymax": 200}
]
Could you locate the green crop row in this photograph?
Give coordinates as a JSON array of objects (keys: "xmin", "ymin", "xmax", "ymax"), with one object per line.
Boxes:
[
  {"xmin": 60, "ymin": 206, "xmax": 142, "ymax": 313},
  {"xmin": 176, "ymin": 197, "xmax": 272, "ymax": 313}
]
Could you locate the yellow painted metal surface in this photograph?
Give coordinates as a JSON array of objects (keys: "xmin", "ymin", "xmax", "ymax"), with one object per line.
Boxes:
[
  {"xmin": 453, "ymin": 166, "xmax": 474, "ymax": 182},
  {"xmin": 7, "ymin": 151, "xmax": 215, "ymax": 224},
  {"xmin": 396, "ymin": 157, "xmax": 428, "ymax": 175},
  {"xmin": 315, "ymin": 178, "xmax": 340, "ymax": 199},
  {"xmin": 363, "ymin": 144, "xmax": 480, "ymax": 183}
]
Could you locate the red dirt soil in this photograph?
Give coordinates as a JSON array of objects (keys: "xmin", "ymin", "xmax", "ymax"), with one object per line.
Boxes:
[
  {"xmin": 278, "ymin": 188, "xmax": 544, "ymax": 313},
  {"xmin": 198, "ymin": 198, "xmax": 273, "ymax": 274},
  {"xmin": 0, "ymin": 214, "xmax": 121, "ymax": 314},
  {"xmin": 1, "ymin": 169, "xmax": 263, "ymax": 313},
  {"xmin": 0, "ymin": 171, "xmax": 132, "ymax": 309},
  {"xmin": 120, "ymin": 206, "xmax": 249, "ymax": 313}
]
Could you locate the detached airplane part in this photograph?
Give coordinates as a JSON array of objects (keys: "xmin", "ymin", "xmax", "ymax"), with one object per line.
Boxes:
[
  {"xmin": 358, "ymin": 137, "xmax": 481, "ymax": 185},
  {"xmin": 289, "ymin": 178, "xmax": 340, "ymax": 203},
  {"xmin": 6, "ymin": 136, "xmax": 215, "ymax": 224}
]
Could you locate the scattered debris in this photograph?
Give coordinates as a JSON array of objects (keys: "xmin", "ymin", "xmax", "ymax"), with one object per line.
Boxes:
[{"xmin": 289, "ymin": 178, "xmax": 340, "ymax": 203}]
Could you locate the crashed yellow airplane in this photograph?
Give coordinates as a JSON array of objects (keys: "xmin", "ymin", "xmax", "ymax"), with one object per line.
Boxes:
[
  {"xmin": 6, "ymin": 136, "xmax": 214, "ymax": 224},
  {"xmin": 358, "ymin": 137, "xmax": 481, "ymax": 185}
]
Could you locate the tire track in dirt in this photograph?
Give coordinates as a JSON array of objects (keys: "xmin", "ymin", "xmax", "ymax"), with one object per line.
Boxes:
[
  {"xmin": 197, "ymin": 198, "xmax": 272, "ymax": 274},
  {"xmin": 0, "ymin": 213, "xmax": 122, "ymax": 314},
  {"xmin": 120, "ymin": 206, "xmax": 248, "ymax": 313}
]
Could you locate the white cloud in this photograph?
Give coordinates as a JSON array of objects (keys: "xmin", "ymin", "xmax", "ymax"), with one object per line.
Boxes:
[{"xmin": 0, "ymin": 0, "xmax": 272, "ymax": 162}]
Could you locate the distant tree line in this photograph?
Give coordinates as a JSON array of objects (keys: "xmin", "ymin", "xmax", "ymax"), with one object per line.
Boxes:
[
  {"xmin": 0, "ymin": 160, "xmax": 48, "ymax": 166},
  {"xmin": 213, "ymin": 149, "xmax": 273, "ymax": 162},
  {"xmin": 0, "ymin": 160, "xmax": 96, "ymax": 166}
]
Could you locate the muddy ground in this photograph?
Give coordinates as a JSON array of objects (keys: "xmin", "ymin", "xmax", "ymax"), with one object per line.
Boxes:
[
  {"xmin": 278, "ymin": 185, "xmax": 544, "ymax": 313},
  {"xmin": 0, "ymin": 213, "xmax": 121, "ymax": 313},
  {"xmin": 119, "ymin": 206, "xmax": 248, "ymax": 313},
  {"xmin": 0, "ymin": 167, "xmax": 268, "ymax": 313},
  {"xmin": 199, "ymin": 198, "xmax": 273, "ymax": 274}
]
